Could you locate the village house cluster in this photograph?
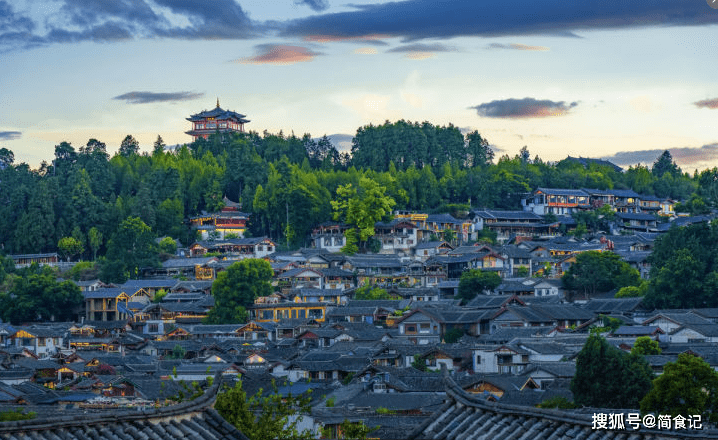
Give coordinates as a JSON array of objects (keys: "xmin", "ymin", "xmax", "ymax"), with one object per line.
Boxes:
[{"xmin": 1, "ymin": 185, "xmax": 716, "ymax": 438}]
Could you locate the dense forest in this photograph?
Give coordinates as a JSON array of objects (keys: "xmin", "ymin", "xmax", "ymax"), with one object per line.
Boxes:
[{"xmin": 0, "ymin": 120, "xmax": 716, "ymax": 261}]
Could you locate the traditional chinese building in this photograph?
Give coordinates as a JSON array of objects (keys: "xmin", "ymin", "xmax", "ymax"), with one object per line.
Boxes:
[{"xmin": 185, "ymin": 99, "xmax": 250, "ymax": 140}]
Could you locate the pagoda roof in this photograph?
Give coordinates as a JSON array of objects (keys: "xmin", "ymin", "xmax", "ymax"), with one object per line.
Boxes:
[{"xmin": 187, "ymin": 106, "xmax": 249, "ymax": 123}]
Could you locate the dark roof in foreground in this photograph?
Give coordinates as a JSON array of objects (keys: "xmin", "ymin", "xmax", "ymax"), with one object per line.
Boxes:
[
  {"xmin": 0, "ymin": 377, "xmax": 248, "ymax": 440},
  {"xmin": 409, "ymin": 373, "xmax": 717, "ymax": 440}
]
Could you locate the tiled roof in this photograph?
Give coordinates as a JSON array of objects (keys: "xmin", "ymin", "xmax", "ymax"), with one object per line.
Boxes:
[
  {"xmin": 409, "ymin": 374, "xmax": 716, "ymax": 439},
  {"xmin": 0, "ymin": 378, "xmax": 248, "ymax": 440}
]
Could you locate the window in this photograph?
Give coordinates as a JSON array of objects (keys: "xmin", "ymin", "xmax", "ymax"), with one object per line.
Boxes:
[
  {"xmin": 405, "ymin": 324, "xmax": 416, "ymax": 334},
  {"xmin": 38, "ymin": 337, "xmax": 46, "ymax": 347},
  {"xmin": 148, "ymin": 323, "xmax": 159, "ymax": 333}
]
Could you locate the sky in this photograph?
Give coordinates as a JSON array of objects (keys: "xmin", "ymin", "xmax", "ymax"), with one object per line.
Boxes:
[{"xmin": 1, "ymin": 0, "xmax": 717, "ymax": 171}]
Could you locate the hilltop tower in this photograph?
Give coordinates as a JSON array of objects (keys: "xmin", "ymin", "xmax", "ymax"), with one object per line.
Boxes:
[{"xmin": 185, "ymin": 99, "xmax": 250, "ymax": 140}]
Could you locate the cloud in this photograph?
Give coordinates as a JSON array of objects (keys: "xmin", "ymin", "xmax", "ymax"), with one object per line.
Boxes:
[
  {"xmin": 239, "ymin": 44, "xmax": 321, "ymax": 65},
  {"xmin": 694, "ymin": 98, "xmax": 718, "ymax": 109},
  {"xmin": 304, "ymin": 34, "xmax": 389, "ymax": 45},
  {"xmin": 387, "ymin": 43, "xmax": 456, "ymax": 53},
  {"xmin": 601, "ymin": 144, "xmax": 718, "ymax": 168},
  {"xmin": 113, "ymin": 91, "xmax": 204, "ymax": 104},
  {"xmin": 487, "ymin": 43, "xmax": 549, "ymax": 51},
  {"xmin": 354, "ymin": 47, "xmax": 377, "ymax": 54},
  {"xmin": 0, "ymin": 0, "xmax": 258, "ymax": 51},
  {"xmin": 0, "ymin": 131, "xmax": 21, "ymax": 141},
  {"xmin": 471, "ymin": 98, "xmax": 578, "ymax": 119},
  {"xmin": 281, "ymin": 0, "xmax": 718, "ymax": 42},
  {"xmin": 387, "ymin": 43, "xmax": 455, "ymax": 60},
  {"xmin": 403, "ymin": 52, "xmax": 434, "ymax": 60},
  {"xmin": 295, "ymin": 0, "xmax": 330, "ymax": 12}
]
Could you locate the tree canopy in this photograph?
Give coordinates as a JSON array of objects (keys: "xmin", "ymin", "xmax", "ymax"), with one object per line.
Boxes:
[
  {"xmin": 562, "ymin": 251, "xmax": 641, "ymax": 297},
  {"xmin": 641, "ymin": 353, "xmax": 718, "ymax": 422},
  {"xmin": 331, "ymin": 177, "xmax": 396, "ymax": 254},
  {"xmin": 215, "ymin": 380, "xmax": 314, "ymax": 440},
  {"xmin": 0, "ymin": 266, "xmax": 82, "ymax": 324},
  {"xmin": 571, "ymin": 334, "xmax": 653, "ymax": 409},
  {"xmin": 643, "ymin": 222, "xmax": 718, "ymax": 309},
  {"xmin": 205, "ymin": 258, "xmax": 273, "ymax": 324},
  {"xmin": 457, "ymin": 269, "xmax": 501, "ymax": 303}
]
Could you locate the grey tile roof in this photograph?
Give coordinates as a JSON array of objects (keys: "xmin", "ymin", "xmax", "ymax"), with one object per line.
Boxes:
[
  {"xmin": 0, "ymin": 378, "xmax": 248, "ymax": 440},
  {"xmin": 408, "ymin": 374, "xmax": 717, "ymax": 439}
]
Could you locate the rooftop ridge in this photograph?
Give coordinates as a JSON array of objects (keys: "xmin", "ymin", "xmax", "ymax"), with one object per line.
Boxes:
[
  {"xmin": 408, "ymin": 371, "xmax": 718, "ymax": 439},
  {"xmin": 0, "ymin": 374, "xmax": 224, "ymax": 433}
]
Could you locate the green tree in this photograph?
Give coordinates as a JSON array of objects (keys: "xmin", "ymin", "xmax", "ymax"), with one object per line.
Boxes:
[
  {"xmin": 631, "ymin": 336, "xmax": 661, "ymax": 356},
  {"xmin": 159, "ymin": 236, "xmax": 177, "ymax": 255},
  {"xmin": 331, "ymin": 177, "xmax": 395, "ymax": 254},
  {"xmin": 119, "ymin": 134, "xmax": 140, "ymax": 157},
  {"xmin": 0, "ymin": 148, "xmax": 14, "ymax": 168},
  {"xmin": 152, "ymin": 135, "xmax": 166, "ymax": 156},
  {"xmin": 615, "ymin": 281, "xmax": 648, "ymax": 298},
  {"xmin": 457, "ymin": 269, "xmax": 501, "ymax": 303},
  {"xmin": 339, "ymin": 419, "xmax": 376, "ymax": 440},
  {"xmin": 562, "ymin": 251, "xmax": 640, "ymax": 297},
  {"xmin": 0, "ymin": 270, "xmax": 82, "ymax": 323},
  {"xmin": 58, "ymin": 236, "xmax": 84, "ymax": 262},
  {"xmin": 443, "ymin": 328, "xmax": 465, "ymax": 343},
  {"xmin": 215, "ymin": 380, "xmax": 314, "ymax": 440},
  {"xmin": 571, "ymin": 334, "xmax": 653, "ymax": 409},
  {"xmin": 651, "ymin": 150, "xmax": 679, "ymax": 178},
  {"xmin": 167, "ymin": 343, "xmax": 187, "ymax": 359},
  {"xmin": 88, "ymin": 226, "xmax": 103, "ymax": 260},
  {"xmin": 465, "ymin": 130, "xmax": 494, "ymax": 167},
  {"xmin": 206, "ymin": 259, "xmax": 272, "ymax": 324},
  {"xmin": 353, "ymin": 285, "xmax": 391, "ymax": 300},
  {"xmin": 102, "ymin": 216, "xmax": 159, "ymax": 283},
  {"xmin": 641, "ymin": 353, "xmax": 718, "ymax": 422}
]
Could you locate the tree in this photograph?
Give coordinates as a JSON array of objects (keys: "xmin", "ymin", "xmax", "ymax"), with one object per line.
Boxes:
[
  {"xmin": 88, "ymin": 227, "xmax": 103, "ymax": 260},
  {"xmin": 102, "ymin": 216, "xmax": 159, "ymax": 283},
  {"xmin": 353, "ymin": 285, "xmax": 391, "ymax": 300},
  {"xmin": 465, "ymin": 130, "xmax": 494, "ymax": 167},
  {"xmin": 651, "ymin": 150, "xmax": 679, "ymax": 178},
  {"xmin": 119, "ymin": 135, "xmax": 140, "ymax": 157},
  {"xmin": 562, "ymin": 251, "xmax": 640, "ymax": 297},
  {"xmin": 206, "ymin": 259, "xmax": 272, "ymax": 324},
  {"xmin": 571, "ymin": 334, "xmax": 653, "ymax": 409},
  {"xmin": 631, "ymin": 336, "xmax": 661, "ymax": 356},
  {"xmin": 331, "ymin": 177, "xmax": 395, "ymax": 254},
  {"xmin": 215, "ymin": 380, "xmax": 314, "ymax": 440},
  {"xmin": 457, "ymin": 269, "xmax": 501, "ymax": 303},
  {"xmin": 153, "ymin": 135, "xmax": 166, "ymax": 155},
  {"xmin": 0, "ymin": 269, "xmax": 82, "ymax": 323},
  {"xmin": 159, "ymin": 236, "xmax": 177, "ymax": 255},
  {"xmin": 443, "ymin": 328, "xmax": 465, "ymax": 343},
  {"xmin": 0, "ymin": 148, "xmax": 14, "ymax": 169},
  {"xmin": 339, "ymin": 419, "xmax": 376, "ymax": 440},
  {"xmin": 641, "ymin": 353, "xmax": 718, "ymax": 422},
  {"xmin": 58, "ymin": 236, "xmax": 84, "ymax": 262},
  {"xmin": 167, "ymin": 343, "xmax": 187, "ymax": 359}
]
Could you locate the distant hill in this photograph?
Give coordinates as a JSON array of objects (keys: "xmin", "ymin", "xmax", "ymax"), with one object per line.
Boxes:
[{"xmin": 563, "ymin": 156, "xmax": 623, "ymax": 173}]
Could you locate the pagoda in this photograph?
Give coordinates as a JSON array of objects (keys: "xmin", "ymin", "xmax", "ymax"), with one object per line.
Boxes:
[{"xmin": 185, "ymin": 98, "xmax": 250, "ymax": 140}]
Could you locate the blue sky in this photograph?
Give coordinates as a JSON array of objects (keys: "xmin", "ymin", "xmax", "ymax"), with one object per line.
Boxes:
[{"xmin": 1, "ymin": 0, "xmax": 717, "ymax": 170}]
